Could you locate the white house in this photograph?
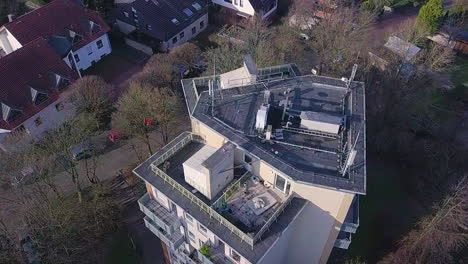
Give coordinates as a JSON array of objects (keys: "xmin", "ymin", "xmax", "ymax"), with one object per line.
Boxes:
[
  {"xmin": 0, "ymin": 37, "xmax": 80, "ymax": 152},
  {"xmin": 0, "ymin": 0, "xmax": 112, "ymax": 152},
  {"xmin": 0, "ymin": 0, "xmax": 112, "ymax": 74},
  {"xmin": 212, "ymin": 0, "xmax": 278, "ymax": 20}
]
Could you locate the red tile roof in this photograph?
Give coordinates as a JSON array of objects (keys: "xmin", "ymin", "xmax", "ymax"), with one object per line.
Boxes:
[
  {"xmin": 0, "ymin": 37, "xmax": 79, "ymax": 131},
  {"xmin": 3, "ymin": 0, "xmax": 110, "ymax": 50}
]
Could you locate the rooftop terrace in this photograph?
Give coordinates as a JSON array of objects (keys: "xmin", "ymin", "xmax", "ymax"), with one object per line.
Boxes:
[
  {"xmin": 181, "ymin": 64, "xmax": 366, "ymax": 194},
  {"xmin": 134, "ymin": 132, "xmax": 307, "ymax": 262}
]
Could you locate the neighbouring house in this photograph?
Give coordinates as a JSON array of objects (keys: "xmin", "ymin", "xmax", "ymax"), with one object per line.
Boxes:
[
  {"xmin": 0, "ymin": 0, "xmax": 112, "ymax": 74},
  {"xmin": 134, "ymin": 59, "xmax": 365, "ymax": 264},
  {"xmin": 0, "ymin": 37, "xmax": 79, "ymax": 152},
  {"xmin": 428, "ymin": 26, "xmax": 468, "ymax": 55},
  {"xmin": 368, "ymin": 36, "xmax": 421, "ymax": 81},
  {"xmin": 113, "ymin": 0, "xmax": 209, "ymax": 53},
  {"xmin": 212, "ymin": 0, "xmax": 278, "ymax": 22}
]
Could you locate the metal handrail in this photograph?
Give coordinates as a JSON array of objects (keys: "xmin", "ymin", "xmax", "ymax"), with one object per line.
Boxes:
[
  {"xmin": 253, "ymin": 194, "xmax": 294, "ymax": 243},
  {"xmin": 212, "ymin": 171, "xmax": 251, "ymax": 210},
  {"xmin": 149, "ymin": 132, "xmax": 295, "ymax": 248}
]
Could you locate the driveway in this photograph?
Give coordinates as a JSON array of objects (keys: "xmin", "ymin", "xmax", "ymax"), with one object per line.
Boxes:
[{"xmin": 369, "ymin": 6, "xmax": 420, "ymax": 47}]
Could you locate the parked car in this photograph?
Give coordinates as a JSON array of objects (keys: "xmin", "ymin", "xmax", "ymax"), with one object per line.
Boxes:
[{"xmin": 70, "ymin": 142, "xmax": 93, "ymax": 161}]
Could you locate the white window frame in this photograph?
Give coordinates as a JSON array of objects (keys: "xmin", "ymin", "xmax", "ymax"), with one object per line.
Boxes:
[
  {"xmin": 274, "ymin": 173, "xmax": 288, "ymax": 193},
  {"xmin": 185, "ymin": 213, "xmax": 194, "ymax": 224},
  {"xmin": 198, "ymin": 223, "xmax": 208, "ymax": 234}
]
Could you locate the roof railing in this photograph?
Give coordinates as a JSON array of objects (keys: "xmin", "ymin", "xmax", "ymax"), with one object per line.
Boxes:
[{"xmin": 149, "ymin": 132, "xmax": 295, "ymax": 248}]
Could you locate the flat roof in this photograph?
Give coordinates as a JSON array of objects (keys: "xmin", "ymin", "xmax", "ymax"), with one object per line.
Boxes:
[{"xmin": 182, "ymin": 66, "xmax": 366, "ymax": 194}]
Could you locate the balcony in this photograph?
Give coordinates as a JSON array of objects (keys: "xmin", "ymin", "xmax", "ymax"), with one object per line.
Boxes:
[
  {"xmin": 143, "ymin": 216, "xmax": 184, "ymax": 251},
  {"xmin": 139, "ymin": 193, "xmax": 184, "ymax": 250},
  {"xmin": 148, "ymin": 132, "xmax": 295, "ymax": 248},
  {"xmin": 334, "ymin": 231, "xmax": 352, "ymax": 249},
  {"xmin": 197, "ymin": 242, "xmax": 234, "ymax": 264},
  {"xmin": 341, "ymin": 195, "xmax": 359, "ymax": 234}
]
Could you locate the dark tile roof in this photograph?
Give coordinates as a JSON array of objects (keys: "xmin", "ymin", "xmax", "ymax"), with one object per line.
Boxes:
[
  {"xmin": 0, "ymin": 38, "xmax": 79, "ymax": 131},
  {"xmin": 3, "ymin": 0, "xmax": 110, "ymax": 51},
  {"xmin": 113, "ymin": 0, "xmax": 208, "ymax": 41}
]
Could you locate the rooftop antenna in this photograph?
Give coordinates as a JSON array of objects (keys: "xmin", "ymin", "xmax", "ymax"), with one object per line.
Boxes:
[
  {"xmin": 211, "ymin": 55, "xmax": 216, "ymax": 117},
  {"xmin": 341, "ymin": 121, "xmax": 364, "ymax": 176},
  {"xmin": 347, "ymin": 64, "xmax": 358, "ymax": 89}
]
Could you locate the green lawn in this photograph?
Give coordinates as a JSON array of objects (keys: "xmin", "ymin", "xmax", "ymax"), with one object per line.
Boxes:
[
  {"xmin": 346, "ymin": 156, "xmax": 423, "ymax": 263},
  {"xmin": 106, "ymin": 230, "xmax": 141, "ymax": 264}
]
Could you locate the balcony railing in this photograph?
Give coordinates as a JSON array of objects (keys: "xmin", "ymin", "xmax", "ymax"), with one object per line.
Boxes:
[
  {"xmin": 149, "ymin": 132, "xmax": 293, "ymax": 248},
  {"xmin": 143, "ymin": 216, "xmax": 184, "ymax": 250},
  {"xmin": 334, "ymin": 231, "xmax": 352, "ymax": 249},
  {"xmin": 212, "ymin": 171, "xmax": 251, "ymax": 211},
  {"xmin": 138, "ymin": 193, "xmax": 179, "ymax": 235}
]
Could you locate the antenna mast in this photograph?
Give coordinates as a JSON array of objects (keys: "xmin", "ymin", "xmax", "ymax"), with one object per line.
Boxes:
[{"xmin": 347, "ymin": 64, "xmax": 358, "ymax": 89}]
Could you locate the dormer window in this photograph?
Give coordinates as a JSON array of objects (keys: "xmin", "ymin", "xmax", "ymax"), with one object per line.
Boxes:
[
  {"xmin": 68, "ymin": 29, "xmax": 83, "ymax": 45},
  {"xmin": 1, "ymin": 102, "xmax": 22, "ymax": 123},
  {"xmin": 50, "ymin": 73, "xmax": 71, "ymax": 91},
  {"xmin": 29, "ymin": 86, "xmax": 48, "ymax": 105},
  {"xmin": 89, "ymin": 20, "xmax": 101, "ymax": 34}
]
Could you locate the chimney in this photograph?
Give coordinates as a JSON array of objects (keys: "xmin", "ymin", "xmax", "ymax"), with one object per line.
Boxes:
[{"xmin": 7, "ymin": 14, "xmax": 15, "ymax": 22}]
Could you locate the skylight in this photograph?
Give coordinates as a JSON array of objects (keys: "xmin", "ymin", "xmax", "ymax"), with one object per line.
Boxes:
[
  {"xmin": 171, "ymin": 18, "xmax": 179, "ymax": 25},
  {"xmin": 183, "ymin": 8, "xmax": 193, "ymax": 17},
  {"xmin": 192, "ymin": 2, "xmax": 202, "ymax": 10}
]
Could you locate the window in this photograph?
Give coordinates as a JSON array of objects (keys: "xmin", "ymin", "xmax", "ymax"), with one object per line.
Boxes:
[
  {"xmin": 234, "ymin": 0, "xmax": 238, "ymax": 5},
  {"xmin": 146, "ymin": 24, "xmax": 152, "ymax": 31},
  {"xmin": 191, "ymin": 27, "xmax": 196, "ymax": 35},
  {"xmin": 188, "ymin": 231, "xmax": 195, "ymax": 243},
  {"xmin": 239, "ymin": 0, "xmax": 243, "ymax": 7},
  {"xmin": 123, "ymin": 11, "xmax": 129, "ymax": 17},
  {"xmin": 179, "ymin": 31, "xmax": 185, "ymax": 39},
  {"xmin": 74, "ymin": 54, "xmax": 80, "ymax": 62},
  {"xmin": 171, "ymin": 18, "xmax": 179, "ymax": 25},
  {"xmin": 244, "ymin": 154, "xmax": 252, "ymax": 163},
  {"xmin": 96, "ymin": 40, "xmax": 103, "ymax": 49},
  {"xmin": 198, "ymin": 223, "xmax": 207, "ymax": 234},
  {"xmin": 200, "ymin": 20, "xmax": 204, "ymax": 29},
  {"xmin": 172, "ymin": 37, "xmax": 177, "ymax": 44},
  {"xmin": 274, "ymin": 174, "xmax": 286, "ymax": 192},
  {"xmin": 87, "ymin": 45, "xmax": 93, "ymax": 55},
  {"xmin": 55, "ymin": 103, "xmax": 64, "ymax": 112},
  {"xmin": 230, "ymin": 249, "xmax": 241, "ymax": 262},
  {"xmin": 183, "ymin": 8, "xmax": 193, "ymax": 17},
  {"xmin": 185, "ymin": 213, "xmax": 194, "ymax": 223},
  {"xmin": 34, "ymin": 117, "xmax": 42, "ymax": 127},
  {"xmin": 192, "ymin": 2, "xmax": 201, "ymax": 10}
]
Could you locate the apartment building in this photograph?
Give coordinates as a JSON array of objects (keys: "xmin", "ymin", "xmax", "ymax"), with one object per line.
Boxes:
[{"xmin": 133, "ymin": 59, "xmax": 365, "ymax": 264}]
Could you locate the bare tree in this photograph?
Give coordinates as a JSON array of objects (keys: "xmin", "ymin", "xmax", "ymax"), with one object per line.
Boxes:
[
  {"xmin": 379, "ymin": 176, "xmax": 468, "ymax": 264},
  {"xmin": 73, "ymin": 75, "xmax": 115, "ymax": 130},
  {"xmin": 112, "ymin": 82, "xmax": 161, "ymax": 156},
  {"xmin": 417, "ymin": 43, "xmax": 455, "ymax": 72},
  {"xmin": 304, "ymin": 7, "xmax": 375, "ymax": 75},
  {"xmin": 170, "ymin": 42, "xmax": 203, "ymax": 70},
  {"xmin": 33, "ymin": 115, "xmax": 98, "ymax": 203}
]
